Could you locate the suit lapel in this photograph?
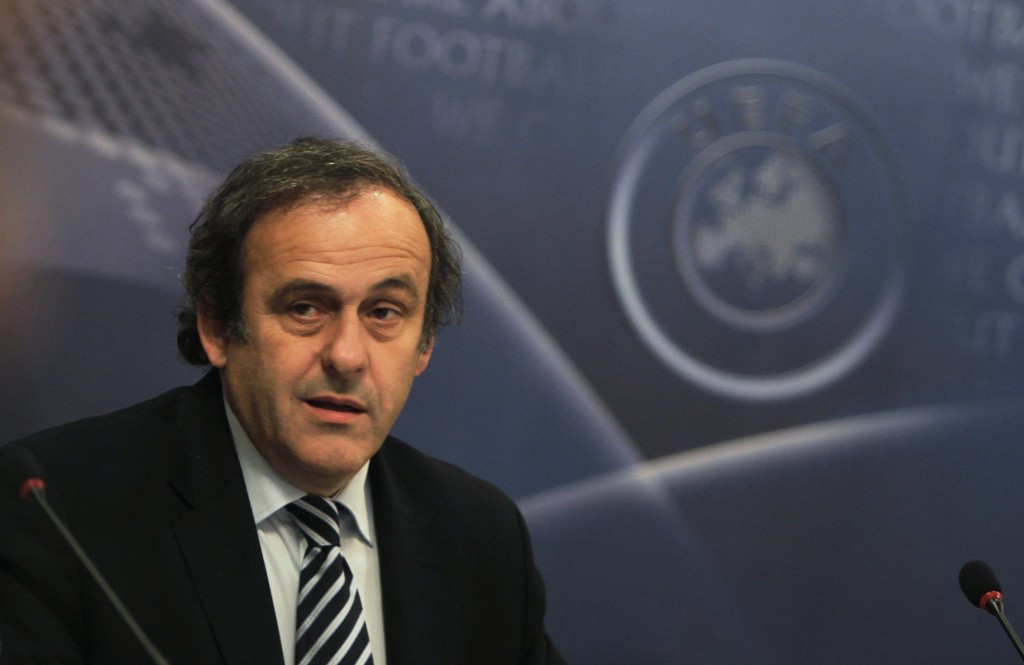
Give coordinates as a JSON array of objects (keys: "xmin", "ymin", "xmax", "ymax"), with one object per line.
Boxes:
[
  {"xmin": 371, "ymin": 439, "xmax": 449, "ymax": 665},
  {"xmin": 167, "ymin": 373, "xmax": 285, "ymax": 665}
]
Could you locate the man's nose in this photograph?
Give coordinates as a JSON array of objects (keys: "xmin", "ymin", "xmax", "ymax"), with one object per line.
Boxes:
[{"xmin": 321, "ymin": 313, "xmax": 368, "ymax": 374}]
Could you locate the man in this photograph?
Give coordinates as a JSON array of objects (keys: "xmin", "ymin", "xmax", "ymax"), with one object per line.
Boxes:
[{"xmin": 0, "ymin": 138, "xmax": 566, "ymax": 664}]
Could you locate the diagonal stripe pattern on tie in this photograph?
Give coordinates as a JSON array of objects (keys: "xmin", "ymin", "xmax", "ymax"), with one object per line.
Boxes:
[{"xmin": 287, "ymin": 496, "xmax": 374, "ymax": 665}]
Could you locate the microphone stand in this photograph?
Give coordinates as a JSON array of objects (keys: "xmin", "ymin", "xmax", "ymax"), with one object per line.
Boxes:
[
  {"xmin": 20, "ymin": 480, "xmax": 172, "ymax": 665},
  {"xmin": 987, "ymin": 595, "xmax": 1024, "ymax": 663}
]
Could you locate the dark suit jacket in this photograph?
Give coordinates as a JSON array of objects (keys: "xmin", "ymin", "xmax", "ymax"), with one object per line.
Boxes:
[{"xmin": 0, "ymin": 372, "xmax": 565, "ymax": 664}]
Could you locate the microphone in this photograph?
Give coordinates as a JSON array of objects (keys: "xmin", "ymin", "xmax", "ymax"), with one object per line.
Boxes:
[
  {"xmin": 18, "ymin": 477, "xmax": 173, "ymax": 665},
  {"xmin": 959, "ymin": 559, "xmax": 1024, "ymax": 662}
]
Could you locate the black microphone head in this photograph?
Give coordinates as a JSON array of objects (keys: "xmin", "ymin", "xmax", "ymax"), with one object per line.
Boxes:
[{"xmin": 960, "ymin": 560, "xmax": 1002, "ymax": 609}]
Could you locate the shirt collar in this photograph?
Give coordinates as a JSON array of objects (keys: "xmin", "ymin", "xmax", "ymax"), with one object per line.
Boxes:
[{"xmin": 225, "ymin": 399, "xmax": 375, "ymax": 546}]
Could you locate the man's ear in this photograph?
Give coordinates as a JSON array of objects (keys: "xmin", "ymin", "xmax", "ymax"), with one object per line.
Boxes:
[
  {"xmin": 196, "ymin": 299, "xmax": 230, "ymax": 369},
  {"xmin": 414, "ymin": 337, "xmax": 434, "ymax": 376}
]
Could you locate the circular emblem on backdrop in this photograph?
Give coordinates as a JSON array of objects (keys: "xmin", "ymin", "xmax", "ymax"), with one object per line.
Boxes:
[{"xmin": 608, "ymin": 59, "xmax": 909, "ymax": 401}]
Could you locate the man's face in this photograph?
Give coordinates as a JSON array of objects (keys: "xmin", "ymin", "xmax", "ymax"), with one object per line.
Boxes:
[{"xmin": 198, "ymin": 188, "xmax": 433, "ymax": 496}]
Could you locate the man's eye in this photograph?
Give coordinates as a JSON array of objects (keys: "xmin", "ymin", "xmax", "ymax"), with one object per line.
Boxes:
[
  {"xmin": 290, "ymin": 303, "xmax": 321, "ymax": 319},
  {"xmin": 368, "ymin": 306, "xmax": 399, "ymax": 321}
]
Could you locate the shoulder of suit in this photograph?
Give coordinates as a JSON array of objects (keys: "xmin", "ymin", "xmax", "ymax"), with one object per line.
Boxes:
[
  {"xmin": 0, "ymin": 377, "xmax": 216, "ymax": 477},
  {"xmin": 6, "ymin": 384, "xmax": 194, "ymax": 444},
  {"xmin": 378, "ymin": 435, "xmax": 519, "ymax": 508}
]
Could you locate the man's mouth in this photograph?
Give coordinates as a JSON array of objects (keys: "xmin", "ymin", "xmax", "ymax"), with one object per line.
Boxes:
[{"xmin": 305, "ymin": 399, "xmax": 364, "ymax": 414}]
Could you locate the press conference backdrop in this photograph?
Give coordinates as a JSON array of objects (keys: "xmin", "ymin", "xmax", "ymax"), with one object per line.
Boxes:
[{"xmin": 1, "ymin": 0, "xmax": 1022, "ymax": 662}]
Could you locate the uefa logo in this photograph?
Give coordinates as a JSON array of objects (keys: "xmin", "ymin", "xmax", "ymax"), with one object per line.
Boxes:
[{"xmin": 608, "ymin": 59, "xmax": 909, "ymax": 401}]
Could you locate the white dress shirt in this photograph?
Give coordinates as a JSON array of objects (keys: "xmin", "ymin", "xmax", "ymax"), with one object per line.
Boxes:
[{"xmin": 225, "ymin": 403, "xmax": 387, "ymax": 665}]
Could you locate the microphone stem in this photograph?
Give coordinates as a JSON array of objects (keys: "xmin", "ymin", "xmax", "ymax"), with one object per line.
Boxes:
[
  {"xmin": 28, "ymin": 487, "xmax": 173, "ymax": 665},
  {"xmin": 991, "ymin": 598, "xmax": 1024, "ymax": 663}
]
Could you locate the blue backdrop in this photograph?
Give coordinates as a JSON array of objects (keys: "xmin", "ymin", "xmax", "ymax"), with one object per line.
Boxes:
[{"xmin": 1, "ymin": 0, "xmax": 1023, "ymax": 662}]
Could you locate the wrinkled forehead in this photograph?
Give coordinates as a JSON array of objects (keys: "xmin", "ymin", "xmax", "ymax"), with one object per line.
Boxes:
[{"xmin": 241, "ymin": 188, "xmax": 430, "ymax": 275}]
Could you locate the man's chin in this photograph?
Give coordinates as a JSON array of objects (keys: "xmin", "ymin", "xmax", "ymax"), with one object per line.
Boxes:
[{"xmin": 287, "ymin": 449, "xmax": 376, "ymax": 493}]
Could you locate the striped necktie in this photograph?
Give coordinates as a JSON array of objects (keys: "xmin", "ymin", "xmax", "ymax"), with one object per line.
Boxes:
[{"xmin": 287, "ymin": 495, "xmax": 375, "ymax": 665}]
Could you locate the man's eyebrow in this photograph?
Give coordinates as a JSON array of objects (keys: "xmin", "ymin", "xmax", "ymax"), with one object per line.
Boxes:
[
  {"xmin": 270, "ymin": 279, "xmax": 339, "ymax": 302},
  {"xmin": 370, "ymin": 276, "xmax": 421, "ymax": 300},
  {"xmin": 270, "ymin": 277, "xmax": 421, "ymax": 301}
]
